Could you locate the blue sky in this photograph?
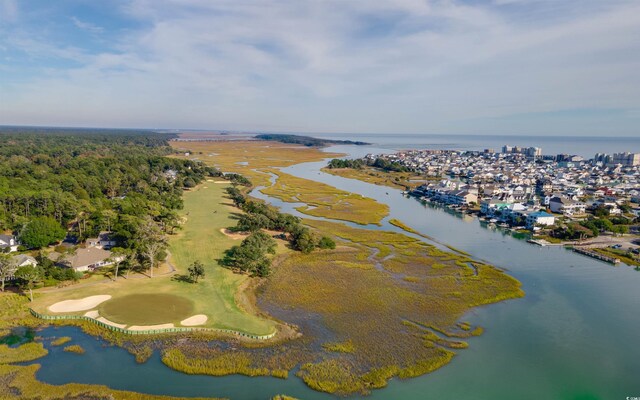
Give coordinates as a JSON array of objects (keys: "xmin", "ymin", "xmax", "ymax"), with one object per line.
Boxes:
[{"xmin": 1, "ymin": 0, "xmax": 639, "ymax": 136}]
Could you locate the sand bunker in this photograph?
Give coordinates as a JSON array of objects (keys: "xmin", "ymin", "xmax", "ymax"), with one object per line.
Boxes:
[
  {"xmin": 97, "ymin": 317, "xmax": 127, "ymax": 329},
  {"xmin": 180, "ymin": 314, "xmax": 208, "ymax": 326},
  {"xmin": 49, "ymin": 295, "xmax": 112, "ymax": 313},
  {"xmin": 84, "ymin": 310, "xmax": 100, "ymax": 318},
  {"xmin": 220, "ymin": 228, "xmax": 247, "ymax": 240},
  {"xmin": 128, "ymin": 323, "xmax": 175, "ymax": 331}
]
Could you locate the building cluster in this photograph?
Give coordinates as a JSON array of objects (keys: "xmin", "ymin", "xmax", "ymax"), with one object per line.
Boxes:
[
  {"xmin": 3, "ymin": 231, "xmax": 122, "ymax": 282},
  {"xmin": 365, "ymin": 147, "xmax": 640, "ymax": 230}
]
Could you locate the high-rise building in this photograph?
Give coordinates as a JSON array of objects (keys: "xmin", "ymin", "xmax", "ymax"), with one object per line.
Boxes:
[
  {"xmin": 611, "ymin": 152, "xmax": 640, "ymax": 166},
  {"xmin": 525, "ymin": 147, "xmax": 542, "ymax": 158}
]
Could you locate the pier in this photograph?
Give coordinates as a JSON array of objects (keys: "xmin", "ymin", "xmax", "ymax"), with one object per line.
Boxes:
[{"xmin": 572, "ymin": 247, "xmax": 620, "ymax": 264}]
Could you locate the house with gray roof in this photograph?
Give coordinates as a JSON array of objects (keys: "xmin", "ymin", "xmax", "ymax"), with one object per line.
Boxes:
[{"xmin": 0, "ymin": 235, "xmax": 18, "ymax": 253}]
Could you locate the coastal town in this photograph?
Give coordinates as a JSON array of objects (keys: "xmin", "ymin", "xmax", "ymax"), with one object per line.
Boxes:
[{"xmin": 360, "ymin": 147, "xmax": 640, "ymax": 265}]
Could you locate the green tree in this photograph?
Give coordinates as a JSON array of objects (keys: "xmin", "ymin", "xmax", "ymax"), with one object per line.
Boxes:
[
  {"xmin": 291, "ymin": 226, "xmax": 317, "ymax": 254},
  {"xmin": 15, "ymin": 265, "xmax": 44, "ymax": 302},
  {"xmin": 19, "ymin": 217, "xmax": 66, "ymax": 249},
  {"xmin": 187, "ymin": 260, "xmax": 205, "ymax": 283},
  {"xmin": 0, "ymin": 254, "xmax": 17, "ymax": 292},
  {"xmin": 318, "ymin": 236, "xmax": 336, "ymax": 250},
  {"xmin": 242, "ymin": 231, "xmax": 277, "ymax": 255},
  {"xmin": 222, "ymin": 232, "xmax": 276, "ymax": 277},
  {"xmin": 611, "ymin": 225, "xmax": 629, "ymax": 236},
  {"xmin": 235, "ymin": 213, "xmax": 272, "ymax": 232}
]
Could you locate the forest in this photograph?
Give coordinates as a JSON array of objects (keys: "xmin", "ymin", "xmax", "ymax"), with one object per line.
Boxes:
[{"xmin": 0, "ymin": 128, "xmax": 220, "ymax": 242}]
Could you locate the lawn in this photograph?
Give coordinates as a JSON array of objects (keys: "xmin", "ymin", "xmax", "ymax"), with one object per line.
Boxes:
[
  {"xmin": 168, "ymin": 182, "xmax": 277, "ymax": 335},
  {"xmin": 31, "ymin": 183, "xmax": 277, "ymax": 336}
]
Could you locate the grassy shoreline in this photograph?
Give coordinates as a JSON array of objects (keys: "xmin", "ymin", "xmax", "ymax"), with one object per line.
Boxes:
[{"xmin": 261, "ymin": 169, "xmax": 389, "ymax": 226}]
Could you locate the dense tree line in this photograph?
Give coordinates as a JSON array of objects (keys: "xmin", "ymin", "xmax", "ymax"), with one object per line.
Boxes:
[
  {"xmin": 326, "ymin": 157, "xmax": 409, "ymax": 172},
  {"xmin": 255, "ymin": 133, "xmax": 369, "ymax": 147},
  {"xmin": 0, "ymin": 129, "xmax": 221, "ymax": 245},
  {"xmin": 224, "ymin": 185, "xmax": 336, "ymax": 276},
  {"xmin": 327, "ymin": 159, "xmax": 365, "ymax": 169},
  {"xmin": 370, "ymin": 158, "xmax": 410, "ymax": 172},
  {"xmin": 0, "ymin": 128, "xmax": 225, "ymax": 291}
]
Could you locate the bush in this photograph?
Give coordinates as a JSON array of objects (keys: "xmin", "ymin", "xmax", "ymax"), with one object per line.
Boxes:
[{"xmin": 318, "ymin": 236, "xmax": 336, "ymax": 250}]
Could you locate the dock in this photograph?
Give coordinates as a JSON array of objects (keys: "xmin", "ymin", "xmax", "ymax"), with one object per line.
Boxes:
[{"xmin": 572, "ymin": 247, "xmax": 620, "ymax": 264}]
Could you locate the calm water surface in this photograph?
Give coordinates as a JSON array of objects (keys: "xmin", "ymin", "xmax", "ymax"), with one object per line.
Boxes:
[{"xmin": 29, "ymin": 144, "xmax": 640, "ymax": 400}]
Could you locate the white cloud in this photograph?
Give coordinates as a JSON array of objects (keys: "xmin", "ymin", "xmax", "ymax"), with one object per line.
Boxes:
[
  {"xmin": 71, "ymin": 16, "xmax": 104, "ymax": 34},
  {"xmin": 1, "ymin": 0, "xmax": 640, "ymax": 135}
]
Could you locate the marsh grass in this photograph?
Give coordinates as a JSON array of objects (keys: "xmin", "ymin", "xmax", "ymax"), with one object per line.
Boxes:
[
  {"xmin": 161, "ymin": 347, "xmax": 290, "ymax": 378},
  {"xmin": 321, "ymin": 167, "xmax": 421, "ymax": 190},
  {"xmin": 62, "ymin": 344, "xmax": 85, "ymax": 354},
  {"xmin": 0, "ymin": 364, "xmax": 220, "ymax": 400},
  {"xmin": 0, "ymin": 343, "xmax": 48, "ymax": 364},
  {"xmin": 262, "ymin": 170, "xmax": 389, "ymax": 225},
  {"xmin": 50, "ymin": 336, "xmax": 71, "ymax": 346},
  {"xmin": 322, "ymin": 340, "xmax": 356, "ymax": 353},
  {"xmin": 170, "ymin": 140, "xmax": 343, "ymax": 187},
  {"xmin": 260, "ymin": 218, "xmax": 523, "ymax": 394}
]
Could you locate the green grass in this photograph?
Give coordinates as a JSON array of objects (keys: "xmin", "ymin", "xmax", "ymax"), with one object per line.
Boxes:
[
  {"xmin": 168, "ymin": 183, "xmax": 277, "ymax": 335},
  {"xmin": 32, "ymin": 183, "xmax": 276, "ymax": 336},
  {"xmin": 99, "ymin": 294, "xmax": 194, "ymax": 325}
]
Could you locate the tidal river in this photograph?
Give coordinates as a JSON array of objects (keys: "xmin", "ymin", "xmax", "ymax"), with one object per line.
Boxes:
[{"xmin": 30, "ymin": 144, "xmax": 640, "ymax": 400}]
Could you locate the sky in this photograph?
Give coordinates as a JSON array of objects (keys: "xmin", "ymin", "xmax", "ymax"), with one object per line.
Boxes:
[{"xmin": 1, "ymin": 0, "xmax": 639, "ymax": 136}]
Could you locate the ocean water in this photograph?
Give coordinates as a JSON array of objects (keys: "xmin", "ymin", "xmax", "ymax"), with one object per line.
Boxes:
[{"xmin": 305, "ymin": 133, "xmax": 640, "ymax": 158}]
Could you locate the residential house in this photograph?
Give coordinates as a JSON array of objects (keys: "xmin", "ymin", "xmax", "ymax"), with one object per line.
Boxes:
[
  {"xmin": 56, "ymin": 248, "xmax": 122, "ymax": 272},
  {"xmin": 12, "ymin": 254, "xmax": 37, "ymax": 268},
  {"xmin": 449, "ymin": 190, "xmax": 478, "ymax": 206},
  {"xmin": 526, "ymin": 211, "xmax": 556, "ymax": 229},
  {"xmin": 0, "ymin": 235, "xmax": 18, "ymax": 253},
  {"xmin": 5, "ymin": 255, "xmax": 37, "ymax": 281},
  {"xmin": 86, "ymin": 232, "xmax": 116, "ymax": 249},
  {"xmin": 549, "ymin": 196, "xmax": 586, "ymax": 215}
]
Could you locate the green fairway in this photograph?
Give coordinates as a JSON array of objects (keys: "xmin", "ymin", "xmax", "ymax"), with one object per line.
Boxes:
[
  {"xmin": 99, "ymin": 294, "xmax": 194, "ymax": 325},
  {"xmin": 168, "ymin": 183, "xmax": 277, "ymax": 335},
  {"xmin": 33, "ymin": 182, "xmax": 277, "ymax": 336}
]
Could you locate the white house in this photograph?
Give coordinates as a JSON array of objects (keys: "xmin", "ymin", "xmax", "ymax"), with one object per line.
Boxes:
[
  {"xmin": 12, "ymin": 254, "xmax": 37, "ymax": 268},
  {"xmin": 526, "ymin": 211, "xmax": 556, "ymax": 229},
  {"xmin": 549, "ymin": 196, "xmax": 586, "ymax": 215},
  {"xmin": 0, "ymin": 235, "xmax": 19, "ymax": 253}
]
